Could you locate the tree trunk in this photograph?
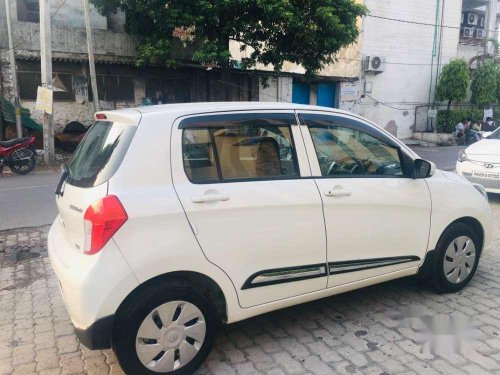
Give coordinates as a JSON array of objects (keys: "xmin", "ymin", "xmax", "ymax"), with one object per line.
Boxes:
[
  {"xmin": 219, "ymin": 32, "xmax": 231, "ymax": 101},
  {"xmin": 445, "ymin": 99, "xmax": 452, "ymax": 131}
]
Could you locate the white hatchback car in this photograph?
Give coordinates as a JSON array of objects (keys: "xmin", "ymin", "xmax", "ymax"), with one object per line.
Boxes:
[
  {"xmin": 457, "ymin": 128, "xmax": 500, "ymax": 193},
  {"xmin": 49, "ymin": 103, "xmax": 492, "ymax": 375}
]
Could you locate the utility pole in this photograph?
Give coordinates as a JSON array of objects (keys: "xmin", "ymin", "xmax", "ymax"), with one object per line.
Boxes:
[
  {"xmin": 40, "ymin": 0, "xmax": 55, "ymax": 165},
  {"xmin": 5, "ymin": 0, "xmax": 22, "ymax": 138},
  {"xmin": 83, "ymin": 0, "xmax": 99, "ymax": 112},
  {"xmin": 485, "ymin": 0, "xmax": 498, "ymax": 55}
]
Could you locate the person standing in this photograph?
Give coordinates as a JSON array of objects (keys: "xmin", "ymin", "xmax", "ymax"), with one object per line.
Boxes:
[{"xmin": 455, "ymin": 118, "xmax": 466, "ymax": 145}]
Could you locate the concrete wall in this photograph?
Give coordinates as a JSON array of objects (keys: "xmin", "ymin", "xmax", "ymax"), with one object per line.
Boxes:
[
  {"xmin": 358, "ymin": 0, "xmax": 462, "ymax": 139},
  {"xmin": 0, "ymin": 20, "xmax": 138, "ymax": 58},
  {"xmin": 0, "ymin": 0, "xmax": 135, "ymax": 59},
  {"xmin": 0, "ymin": 0, "xmax": 107, "ymax": 29},
  {"xmin": 457, "ymin": 43, "xmax": 484, "ymax": 66},
  {"xmin": 258, "ymin": 77, "xmax": 293, "ymax": 102},
  {"xmin": 49, "ymin": 0, "xmax": 107, "ymax": 29}
]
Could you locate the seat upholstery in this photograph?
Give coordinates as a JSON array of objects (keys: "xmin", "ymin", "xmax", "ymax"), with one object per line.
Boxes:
[
  {"xmin": 0, "ymin": 137, "xmax": 29, "ymax": 148},
  {"xmin": 255, "ymin": 137, "xmax": 281, "ymax": 177}
]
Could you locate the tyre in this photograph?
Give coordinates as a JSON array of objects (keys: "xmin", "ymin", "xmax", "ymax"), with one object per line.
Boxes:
[
  {"xmin": 424, "ymin": 222, "xmax": 481, "ymax": 293},
  {"xmin": 10, "ymin": 148, "xmax": 36, "ymax": 175},
  {"xmin": 112, "ymin": 280, "xmax": 219, "ymax": 375}
]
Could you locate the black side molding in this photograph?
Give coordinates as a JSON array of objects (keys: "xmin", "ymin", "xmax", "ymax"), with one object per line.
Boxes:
[
  {"xmin": 329, "ymin": 256, "xmax": 421, "ymax": 275},
  {"xmin": 242, "ymin": 263, "xmax": 327, "ymax": 290},
  {"xmin": 242, "ymin": 256, "xmax": 421, "ymax": 290}
]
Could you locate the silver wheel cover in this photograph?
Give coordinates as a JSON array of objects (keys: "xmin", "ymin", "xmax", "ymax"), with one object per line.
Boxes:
[
  {"xmin": 135, "ymin": 301, "xmax": 206, "ymax": 373},
  {"xmin": 443, "ymin": 235, "xmax": 476, "ymax": 284}
]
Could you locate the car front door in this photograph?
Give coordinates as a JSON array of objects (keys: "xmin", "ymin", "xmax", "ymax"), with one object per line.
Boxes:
[
  {"xmin": 298, "ymin": 112, "xmax": 432, "ymax": 288},
  {"xmin": 171, "ymin": 111, "xmax": 327, "ymax": 308}
]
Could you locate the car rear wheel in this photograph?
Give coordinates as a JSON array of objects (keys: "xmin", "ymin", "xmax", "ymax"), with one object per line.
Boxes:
[
  {"xmin": 424, "ymin": 222, "xmax": 481, "ymax": 293},
  {"xmin": 113, "ymin": 281, "xmax": 219, "ymax": 374}
]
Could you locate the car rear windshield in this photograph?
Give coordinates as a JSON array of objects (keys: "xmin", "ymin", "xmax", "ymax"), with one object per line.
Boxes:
[{"xmin": 66, "ymin": 121, "xmax": 136, "ymax": 188}]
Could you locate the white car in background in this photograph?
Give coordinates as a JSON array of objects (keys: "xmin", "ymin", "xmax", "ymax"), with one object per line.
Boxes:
[
  {"xmin": 48, "ymin": 103, "xmax": 492, "ymax": 375},
  {"xmin": 457, "ymin": 128, "xmax": 500, "ymax": 193}
]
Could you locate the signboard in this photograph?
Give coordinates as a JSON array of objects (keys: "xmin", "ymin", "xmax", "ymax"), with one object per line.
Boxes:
[
  {"xmin": 340, "ymin": 82, "xmax": 359, "ymax": 102},
  {"xmin": 484, "ymin": 108, "xmax": 493, "ymax": 122},
  {"xmin": 99, "ymin": 100, "xmax": 115, "ymax": 110},
  {"xmin": 35, "ymin": 86, "xmax": 53, "ymax": 114},
  {"xmin": 428, "ymin": 109, "xmax": 438, "ymax": 118}
]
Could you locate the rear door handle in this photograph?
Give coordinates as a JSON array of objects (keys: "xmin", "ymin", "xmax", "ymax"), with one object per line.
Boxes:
[
  {"xmin": 324, "ymin": 187, "xmax": 352, "ymax": 197},
  {"xmin": 192, "ymin": 194, "xmax": 230, "ymax": 203}
]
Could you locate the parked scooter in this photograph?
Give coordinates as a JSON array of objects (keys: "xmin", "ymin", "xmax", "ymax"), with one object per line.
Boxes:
[{"xmin": 0, "ymin": 136, "xmax": 36, "ymax": 175}]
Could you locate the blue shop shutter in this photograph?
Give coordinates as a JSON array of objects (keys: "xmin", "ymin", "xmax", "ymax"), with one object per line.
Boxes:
[
  {"xmin": 292, "ymin": 82, "xmax": 310, "ymax": 104},
  {"xmin": 317, "ymin": 83, "xmax": 335, "ymax": 108}
]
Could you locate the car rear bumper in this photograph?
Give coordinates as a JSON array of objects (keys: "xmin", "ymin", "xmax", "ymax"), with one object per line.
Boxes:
[
  {"xmin": 75, "ymin": 315, "xmax": 114, "ymax": 350},
  {"xmin": 48, "ymin": 217, "xmax": 139, "ymax": 346}
]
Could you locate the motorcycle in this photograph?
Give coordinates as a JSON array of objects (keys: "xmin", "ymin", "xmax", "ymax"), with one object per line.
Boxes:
[{"xmin": 0, "ymin": 136, "xmax": 37, "ymax": 175}]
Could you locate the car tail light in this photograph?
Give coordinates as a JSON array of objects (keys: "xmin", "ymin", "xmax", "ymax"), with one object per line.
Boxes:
[
  {"xmin": 95, "ymin": 113, "xmax": 107, "ymax": 120},
  {"xmin": 83, "ymin": 195, "xmax": 128, "ymax": 255}
]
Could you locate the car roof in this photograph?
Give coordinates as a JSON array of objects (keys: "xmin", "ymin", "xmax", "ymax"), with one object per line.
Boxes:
[
  {"xmin": 136, "ymin": 101, "xmax": 348, "ymax": 114},
  {"xmin": 94, "ymin": 101, "xmax": 419, "ymax": 157},
  {"xmin": 96, "ymin": 102, "xmax": 355, "ymax": 121}
]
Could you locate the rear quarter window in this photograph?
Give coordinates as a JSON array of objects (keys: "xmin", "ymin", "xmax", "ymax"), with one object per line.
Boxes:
[{"xmin": 66, "ymin": 121, "xmax": 136, "ymax": 188}]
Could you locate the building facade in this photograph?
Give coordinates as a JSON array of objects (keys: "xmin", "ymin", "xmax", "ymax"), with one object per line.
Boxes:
[
  {"xmin": 0, "ymin": 0, "xmax": 263, "ymax": 133},
  {"xmin": 357, "ymin": 0, "xmax": 499, "ymax": 139},
  {"xmin": 236, "ymin": 0, "xmax": 365, "ymax": 114},
  {"xmin": 4, "ymin": 0, "xmax": 492, "ymax": 140},
  {"xmin": 0, "ymin": 0, "xmax": 363, "ymax": 135}
]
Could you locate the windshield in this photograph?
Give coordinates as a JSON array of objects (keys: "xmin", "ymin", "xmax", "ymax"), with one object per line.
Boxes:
[
  {"xmin": 66, "ymin": 121, "xmax": 136, "ymax": 188},
  {"xmin": 487, "ymin": 128, "xmax": 500, "ymax": 139}
]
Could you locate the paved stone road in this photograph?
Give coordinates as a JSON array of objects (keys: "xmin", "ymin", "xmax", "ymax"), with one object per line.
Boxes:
[{"xmin": 1, "ymin": 196, "xmax": 500, "ymax": 375}]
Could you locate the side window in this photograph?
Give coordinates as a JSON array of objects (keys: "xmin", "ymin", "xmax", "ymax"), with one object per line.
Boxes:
[
  {"xmin": 302, "ymin": 115, "xmax": 403, "ymax": 177},
  {"xmin": 182, "ymin": 114, "xmax": 299, "ymax": 182},
  {"xmin": 183, "ymin": 129, "xmax": 219, "ymax": 182}
]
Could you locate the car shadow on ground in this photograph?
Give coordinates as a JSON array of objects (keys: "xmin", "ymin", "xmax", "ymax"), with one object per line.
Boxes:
[{"xmin": 217, "ymin": 274, "xmax": 432, "ymax": 346}]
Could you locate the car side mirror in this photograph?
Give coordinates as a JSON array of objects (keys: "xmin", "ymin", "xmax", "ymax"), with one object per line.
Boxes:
[{"xmin": 412, "ymin": 159, "xmax": 435, "ymax": 179}]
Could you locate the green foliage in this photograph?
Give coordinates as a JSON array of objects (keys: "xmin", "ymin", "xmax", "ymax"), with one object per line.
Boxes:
[
  {"xmin": 436, "ymin": 109, "xmax": 489, "ymax": 133},
  {"xmin": 91, "ymin": 0, "xmax": 367, "ymax": 75},
  {"xmin": 471, "ymin": 60, "xmax": 498, "ymax": 107},
  {"xmin": 435, "ymin": 59, "xmax": 469, "ymax": 103}
]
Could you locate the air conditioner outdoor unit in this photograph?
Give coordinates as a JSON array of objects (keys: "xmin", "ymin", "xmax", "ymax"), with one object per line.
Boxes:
[
  {"xmin": 476, "ymin": 28, "xmax": 486, "ymax": 38},
  {"xmin": 467, "ymin": 12, "xmax": 479, "ymax": 26},
  {"xmin": 463, "ymin": 27, "xmax": 474, "ymax": 38},
  {"xmin": 480, "ymin": 16, "xmax": 486, "ymax": 28},
  {"xmin": 363, "ymin": 56, "xmax": 386, "ymax": 74}
]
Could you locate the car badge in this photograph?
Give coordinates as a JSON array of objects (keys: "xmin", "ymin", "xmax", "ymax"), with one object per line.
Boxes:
[{"xmin": 484, "ymin": 163, "xmax": 495, "ymax": 169}]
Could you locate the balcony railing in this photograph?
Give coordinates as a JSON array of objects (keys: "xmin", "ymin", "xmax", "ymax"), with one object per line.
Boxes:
[{"xmin": 459, "ymin": 36, "xmax": 486, "ymax": 46}]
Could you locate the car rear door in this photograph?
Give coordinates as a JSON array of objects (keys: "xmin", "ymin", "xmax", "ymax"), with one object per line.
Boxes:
[
  {"xmin": 298, "ymin": 111, "xmax": 431, "ymax": 288},
  {"xmin": 55, "ymin": 113, "xmax": 139, "ymax": 252},
  {"xmin": 171, "ymin": 111, "xmax": 327, "ymax": 308}
]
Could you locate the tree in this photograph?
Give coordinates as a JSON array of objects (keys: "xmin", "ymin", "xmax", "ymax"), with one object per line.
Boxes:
[
  {"xmin": 435, "ymin": 59, "xmax": 469, "ymax": 128},
  {"xmin": 471, "ymin": 59, "xmax": 497, "ymax": 108},
  {"xmin": 91, "ymin": 0, "xmax": 367, "ymax": 75}
]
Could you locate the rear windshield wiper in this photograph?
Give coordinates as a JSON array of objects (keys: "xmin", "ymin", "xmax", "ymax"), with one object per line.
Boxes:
[{"xmin": 55, "ymin": 164, "xmax": 70, "ymax": 197}]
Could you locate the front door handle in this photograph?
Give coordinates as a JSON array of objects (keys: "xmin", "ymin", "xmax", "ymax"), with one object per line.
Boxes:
[
  {"xmin": 324, "ymin": 186, "xmax": 352, "ymax": 197},
  {"xmin": 192, "ymin": 193, "xmax": 230, "ymax": 203}
]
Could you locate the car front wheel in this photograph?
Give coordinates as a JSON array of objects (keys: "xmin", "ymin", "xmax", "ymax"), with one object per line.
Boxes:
[
  {"xmin": 424, "ymin": 222, "xmax": 481, "ymax": 293},
  {"xmin": 112, "ymin": 280, "xmax": 219, "ymax": 374}
]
